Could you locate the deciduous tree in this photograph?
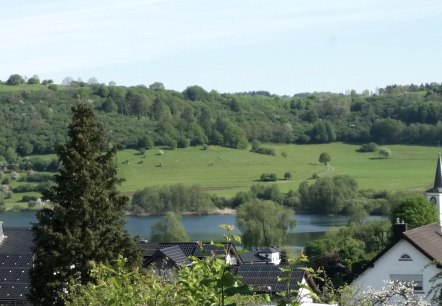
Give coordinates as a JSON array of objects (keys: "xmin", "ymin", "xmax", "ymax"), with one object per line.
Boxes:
[
  {"xmin": 390, "ymin": 195, "xmax": 437, "ymax": 229},
  {"xmin": 6, "ymin": 74, "xmax": 24, "ymax": 85},
  {"xmin": 149, "ymin": 212, "xmax": 189, "ymax": 242},
  {"xmin": 319, "ymin": 152, "xmax": 331, "ymax": 165},
  {"xmin": 236, "ymin": 199, "xmax": 295, "ymax": 248}
]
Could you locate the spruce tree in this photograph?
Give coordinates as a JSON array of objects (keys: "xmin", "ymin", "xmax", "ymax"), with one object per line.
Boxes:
[{"xmin": 29, "ymin": 103, "xmax": 140, "ymax": 305}]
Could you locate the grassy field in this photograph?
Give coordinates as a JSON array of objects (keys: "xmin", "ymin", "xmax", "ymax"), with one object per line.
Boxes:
[
  {"xmin": 3, "ymin": 142, "xmax": 439, "ymax": 209},
  {"xmin": 116, "ymin": 143, "xmax": 439, "ymax": 197},
  {"xmin": 0, "ymin": 84, "xmax": 48, "ymax": 92}
]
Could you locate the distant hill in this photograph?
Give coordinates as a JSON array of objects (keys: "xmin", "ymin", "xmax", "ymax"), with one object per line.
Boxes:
[{"xmin": 1, "ymin": 78, "xmax": 442, "ymax": 161}]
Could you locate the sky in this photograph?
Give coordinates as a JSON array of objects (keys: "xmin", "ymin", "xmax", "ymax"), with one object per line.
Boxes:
[{"xmin": 1, "ymin": 0, "xmax": 442, "ymax": 95}]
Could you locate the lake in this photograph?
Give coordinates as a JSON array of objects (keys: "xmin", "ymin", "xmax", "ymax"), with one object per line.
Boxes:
[{"xmin": 0, "ymin": 211, "xmax": 385, "ymax": 251}]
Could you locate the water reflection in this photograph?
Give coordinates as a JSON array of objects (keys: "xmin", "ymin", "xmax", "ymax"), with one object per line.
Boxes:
[{"xmin": 0, "ymin": 211, "xmax": 385, "ymax": 249}]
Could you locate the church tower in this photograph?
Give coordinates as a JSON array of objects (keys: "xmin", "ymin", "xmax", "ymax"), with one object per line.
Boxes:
[{"xmin": 426, "ymin": 154, "xmax": 442, "ymax": 229}]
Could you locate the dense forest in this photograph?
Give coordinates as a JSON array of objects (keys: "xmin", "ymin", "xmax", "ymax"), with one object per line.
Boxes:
[{"xmin": 1, "ymin": 75, "xmax": 442, "ymax": 162}]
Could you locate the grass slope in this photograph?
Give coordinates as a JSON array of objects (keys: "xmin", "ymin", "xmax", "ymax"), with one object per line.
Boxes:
[
  {"xmin": 4, "ymin": 143, "xmax": 438, "ymax": 210},
  {"xmin": 116, "ymin": 143, "xmax": 439, "ymax": 197}
]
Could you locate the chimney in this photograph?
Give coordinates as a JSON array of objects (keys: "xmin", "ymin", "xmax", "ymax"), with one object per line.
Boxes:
[{"xmin": 393, "ymin": 218, "xmax": 407, "ymax": 242}]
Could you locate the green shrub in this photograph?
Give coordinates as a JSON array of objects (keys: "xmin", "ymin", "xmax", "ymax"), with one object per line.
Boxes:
[
  {"xmin": 260, "ymin": 173, "xmax": 278, "ymax": 182},
  {"xmin": 357, "ymin": 142, "xmax": 378, "ymax": 152}
]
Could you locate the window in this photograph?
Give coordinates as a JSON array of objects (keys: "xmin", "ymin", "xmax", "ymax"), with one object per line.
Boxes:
[
  {"xmin": 398, "ymin": 254, "xmax": 413, "ymax": 261},
  {"xmin": 390, "ymin": 274, "xmax": 423, "ymax": 291}
]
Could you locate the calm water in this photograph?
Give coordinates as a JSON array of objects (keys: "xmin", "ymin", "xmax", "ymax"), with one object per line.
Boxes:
[{"xmin": 0, "ymin": 211, "xmax": 385, "ymax": 251}]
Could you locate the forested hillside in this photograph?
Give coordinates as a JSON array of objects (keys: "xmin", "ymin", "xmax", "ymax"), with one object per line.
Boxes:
[{"xmin": 1, "ymin": 77, "xmax": 442, "ymax": 161}]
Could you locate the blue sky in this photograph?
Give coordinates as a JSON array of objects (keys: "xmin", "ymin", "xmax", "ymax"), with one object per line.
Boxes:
[{"xmin": 1, "ymin": 0, "xmax": 442, "ymax": 95}]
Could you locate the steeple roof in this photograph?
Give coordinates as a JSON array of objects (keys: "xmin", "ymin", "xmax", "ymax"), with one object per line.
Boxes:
[{"xmin": 427, "ymin": 154, "xmax": 442, "ymax": 193}]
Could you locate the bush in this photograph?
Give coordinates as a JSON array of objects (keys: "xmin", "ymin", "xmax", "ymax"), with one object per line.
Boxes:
[
  {"xmin": 177, "ymin": 137, "xmax": 190, "ymax": 148},
  {"xmin": 252, "ymin": 147, "xmax": 275, "ymax": 156},
  {"xmin": 4, "ymin": 191, "xmax": 13, "ymax": 199},
  {"xmin": 20, "ymin": 195, "xmax": 38, "ymax": 202},
  {"xmin": 12, "ymin": 185, "xmax": 35, "ymax": 193},
  {"xmin": 357, "ymin": 142, "xmax": 378, "ymax": 152},
  {"xmin": 251, "ymin": 141, "xmax": 275, "ymax": 156},
  {"xmin": 26, "ymin": 173, "xmax": 54, "ymax": 182},
  {"xmin": 260, "ymin": 173, "xmax": 278, "ymax": 182},
  {"xmin": 379, "ymin": 148, "xmax": 391, "ymax": 158},
  {"xmin": 284, "ymin": 172, "xmax": 292, "ymax": 180},
  {"xmin": 10, "ymin": 171, "xmax": 19, "ymax": 180},
  {"xmin": 28, "ymin": 158, "xmax": 58, "ymax": 172}
]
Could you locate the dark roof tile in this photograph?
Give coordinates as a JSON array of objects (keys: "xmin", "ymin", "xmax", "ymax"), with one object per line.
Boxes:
[
  {"xmin": 0, "ymin": 228, "xmax": 33, "ymax": 254},
  {"xmin": 239, "ymin": 251, "xmax": 272, "ymax": 264},
  {"xmin": 159, "ymin": 246, "xmax": 192, "ymax": 266},
  {"xmin": 235, "ymin": 265, "xmax": 306, "ymax": 293},
  {"xmin": 0, "ymin": 283, "xmax": 29, "ymax": 301},
  {"xmin": 403, "ymin": 223, "xmax": 442, "ymax": 261}
]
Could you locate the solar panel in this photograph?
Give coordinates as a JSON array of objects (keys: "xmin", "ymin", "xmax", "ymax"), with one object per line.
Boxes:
[{"xmin": 235, "ymin": 265, "xmax": 306, "ymax": 293}]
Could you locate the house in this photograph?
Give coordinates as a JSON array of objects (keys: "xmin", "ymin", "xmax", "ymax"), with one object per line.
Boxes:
[
  {"xmin": 140, "ymin": 242, "xmax": 319, "ymax": 302},
  {"xmin": 0, "ymin": 222, "xmax": 33, "ymax": 306},
  {"xmin": 352, "ymin": 155, "xmax": 442, "ymax": 300},
  {"xmin": 234, "ymin": 264, "xmax": 316, "ymax": 304},
  {"xmin": 239, "ymin": 247, "xmax": 281, "ymax": 265},
  {"xmin": 139, "ymin": 241, "xmax": 240, "ymax": 275}
]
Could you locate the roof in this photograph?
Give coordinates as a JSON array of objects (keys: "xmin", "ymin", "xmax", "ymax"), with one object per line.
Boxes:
[
  {"xmin": 0, "ymin": 227, "xmax": 33, "ymax": 303},
  {"xmin": 140, "ymin": 242, "xmax": 239, "ymax": 267},
  {"xmin": 239, "ymin": 250, "xmax": 272, "ymax": 264},
  {"xmin": 139, "ymin": 242, "xmax": 236, "ymax": 257},
  {"xmin": 427, "ymin": 156, "xmax": 442, "ymax": 193},
  {"xmin": 356, "ymin": 222, "xmax": 442, "ymax": 276},
  {"xmin": 0, "ymin": 253, "xmax": 33, "ymax": 302},
  {"xmin": 234, "ymin": 264, "xmax": 308, "ymax": 293},
  {"xmin": 0, "ymin": 228, "xmax": 33, "ymax": 254},
  {"xmin": 402, "ymin": 223, "xmax": 442, "ymax": 262},
  {"xmin": 193, "ymin": 243, "xmax": 232, "ymax": 257},
  {"xmin": 259, "ymin": 247, "xmax": 280, "ymax": 254},
  {"xmin": 158, "ymin": 246, "xmax": 192, "ymax": 266}
]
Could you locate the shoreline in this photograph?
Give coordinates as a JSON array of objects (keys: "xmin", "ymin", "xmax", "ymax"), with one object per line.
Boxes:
[{"xmin": 125, "ymin": 207, "xmax": 237, "ymax": 217}]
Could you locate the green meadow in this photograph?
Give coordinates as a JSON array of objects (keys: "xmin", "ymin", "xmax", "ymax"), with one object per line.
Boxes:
[
  {"xmin": 0, "ymin": 84, "xmax": 48, "ymax": 92},
  {"xmin": 116, "ymin": 143, "xmax": 439, "ymax": 197},
  {"xmin": 4, "ymin": 142, "xmax": 439, "ymax": 210}
]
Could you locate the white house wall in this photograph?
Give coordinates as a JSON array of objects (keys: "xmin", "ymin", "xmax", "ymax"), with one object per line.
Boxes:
[
  {"xmin": 352, "ymin": 239, "xmax": 441, "ymax": 298},
  {"xmin": 298, "ymin": 276, "xmax": 314, "ymax": 304}
]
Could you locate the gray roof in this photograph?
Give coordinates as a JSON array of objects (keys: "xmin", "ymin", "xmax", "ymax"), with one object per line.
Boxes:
[
  {"xmin": 403, "ymin": 223, "xmax": 442, "ymax": 261},
  {"xmin": 239, "ymin": 251, "xmax": 272, "ymax": 264},
  {"xmin": 427, "ymin": 157, "xmax": 442, "ymax": 193},
  {"xmin": 0, "ymin": 253, "xmax": 33, "ymax": 302},
  {"xmin": 235, "ymin": 265, "xmax": 308, "ymax": 293},
  {"xmin": 139, "ymin": 242, "xmax": 237, "ymax": 263},
  {"xmin": 159, "ymin": 246, "xmax": 192, "ymax": 266},
  {"xmin": 0, "ymin": 228, "xmax": 33, "ymax": 303},
  {"xmin": 259, "ymin": 247, "xmax": 280, "ymax": 254},
  {"xmin": 0, "ymin": 228, "xmax": 33, "ymax": 254}
]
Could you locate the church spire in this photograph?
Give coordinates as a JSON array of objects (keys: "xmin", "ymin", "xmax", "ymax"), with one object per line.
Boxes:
[
  {"xmin": 428, "ymin": 153, "xmax": 442, "ymax": 193},
  {"xmin": 434, "ymin": 153, "xmax": 442, "ymax": 190}
]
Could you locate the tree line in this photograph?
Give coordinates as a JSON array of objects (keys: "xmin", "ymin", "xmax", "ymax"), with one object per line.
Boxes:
[
  {"xmin": 2, "ymin": 77, "xmax": 442, "ymax": 162},
  {"xmin": 24, "ymin": 100, "xmax": 441, "ymax": 305}
]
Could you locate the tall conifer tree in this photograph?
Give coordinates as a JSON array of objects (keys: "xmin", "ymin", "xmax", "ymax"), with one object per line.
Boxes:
[{"xmin": 30, "ymin": 103, "xmax": 140, "ymax": 305}]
